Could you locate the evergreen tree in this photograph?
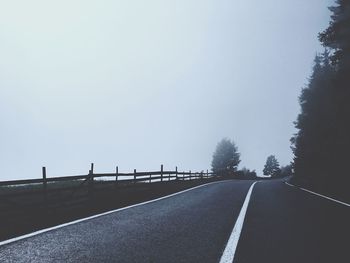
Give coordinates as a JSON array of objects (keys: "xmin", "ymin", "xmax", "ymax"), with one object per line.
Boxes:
[
  {"xmin": 319, "ymin": 0, "xmax": 350, "ymax": 191},
  {"xmin": 263, "ymin": 155, "xmax": 280, "ymax": 177},
  {"xmin": 319, "ymin": 0, "xmax": 350, "ymax": 67},
  {"xmin": 292, "ymin": 0, "xmax": 350, "ymax": 197},
  {"xmin": 211, "ymin": 138, "xmax": 240, "ymax": 175},
  {"xmin": 291, "ymin": 52, "xmax": 335, "ymax": 186}
]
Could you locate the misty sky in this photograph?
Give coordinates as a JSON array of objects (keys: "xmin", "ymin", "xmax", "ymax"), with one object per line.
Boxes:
[{"xmin": 0, "ymin": 0, "xmax": 333, "ymax": 180}]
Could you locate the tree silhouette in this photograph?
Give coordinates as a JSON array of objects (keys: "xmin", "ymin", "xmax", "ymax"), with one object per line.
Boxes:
[
  {"xmin": 263, "ymin": 155, "xmax": 280, "ymax": 177},
  {"xmin": 211, "ymin": 138, "xmax": 240, "ymax": 175},
  {"xmin": 291, "ymin": 52, "xmax": 335, "ymax": 185},
  {"xmin": 292, "ymin": 0, "xmax": 350, "ymax": 198}
]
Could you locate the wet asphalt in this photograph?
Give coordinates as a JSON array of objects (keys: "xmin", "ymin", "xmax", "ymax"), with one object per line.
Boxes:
[
  {"xmin": 1, "ymin": 179, "xmax": 349, "ymax": 263},
  {"xmin": 234, "ymin": 180, "xmax": 350, "ymax": 263},
  {"xmin": 0, "ymin": 180, "xmax": 253, "ymax": 263}
]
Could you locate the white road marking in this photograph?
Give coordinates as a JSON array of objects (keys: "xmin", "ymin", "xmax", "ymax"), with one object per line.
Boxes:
[
  {"xmin": 284, "ymin": 182, "xmax": 295, "ymax": 187},
  {"xmin": 219, "ymin": 181, "xmax": 258, "ymax": 263},
  {"xmin": 285, "ymin": 182, "xmax": 350, "ymax": 207},
  {"xmin": 0, "ymin": 180, "xmax": 227, "ymax": 247}
]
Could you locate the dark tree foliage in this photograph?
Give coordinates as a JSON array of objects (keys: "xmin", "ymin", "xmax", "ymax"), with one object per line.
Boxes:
[
  {"xmin": 211, "ymin": 138, "xmax": 240, "ymax": 175},
  {"xmin": 236, "ymin": 167, "xmax": 257, "ymax": 179},
  {"xmin": 292, "ymin": 0, "xmax": 350, "ymax": 198},
  {"xmin": 263, "ymin": 155, "xmax": 280, "ymax": 177},
  {"xmin": 280, "ymin": 164, "xmax": 293, "ymax": 178},
  {"xmin": 319, "ymin": 0, "xmax": 350, "ymax": 66},
  {"xmin": 291, "ymin": 52, "xmax": 335, "ymax": 185}
]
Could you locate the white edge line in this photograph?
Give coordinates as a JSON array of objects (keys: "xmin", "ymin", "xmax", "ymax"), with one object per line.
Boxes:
[
  {"xmin": 0, "ymin": 180, "xmax": 225, "ymax": 247},
  {"xmin": 285, "ymin": 182, "xmax": 296, "ymax": 188},
  {"xmin": 219, "ymin": 181, "xmax": 257, "ymax": 263},
  {"xmin": 284, "ymin": 182, "xmax": 350, "ymax": 207}
]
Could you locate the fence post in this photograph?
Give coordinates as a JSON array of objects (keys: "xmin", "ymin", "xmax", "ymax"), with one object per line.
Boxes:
[
  {"xmin": 115, "ymin": 166, "xmax": 119, "ymax": 188},
  {"xmin": 42, "ymin": 166, "xmax": 47, "ymax": 190},
  {"xmin": 161, "ymin": 164, "xmax": 163, "ymax": 182},
  {"xmin": 207, "ymin": 169, "xmax": 209, "ymax": 178},
  {"xmin": 189, "ymin": 170, "xmax": 192, "ymax": 181},
  {"xmin": 175, "ymin": 166, "xmax": 178, "ymax": 180},
  {"xmin": 134, "ymin": 169, "xmax": 137, "ymax": 184},
  {"xmin": 149, "ymin": 173, "xmax": 152, "ymax": 184},
  {"xmin": 88, "ymin": 167, "xmax": 94, "ymax": 200},
  {"xmin": 42, "ymin": 167, "xmax": 47, "ymax": 209},
  {"xmin": 90, "ymin": 163, "xmax": 94, "ymax": 174}
]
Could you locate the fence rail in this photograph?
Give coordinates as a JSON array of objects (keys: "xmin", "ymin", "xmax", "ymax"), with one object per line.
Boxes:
[
  {"xmin": 0, "ymin": 164, "xmax": 214, "ymax": 187},
  {"xmin": 0, "ymin": 164, "xmax": 218, "ymax": 225},
  {"xmin": 0, "ymin": 164, "xmax": 221, "ymax": 241}
]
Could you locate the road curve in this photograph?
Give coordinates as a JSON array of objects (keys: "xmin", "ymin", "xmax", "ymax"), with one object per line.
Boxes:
[
  {"xmin": 0, "ymin": 180, "xmax": 254, "ymax": 263},
  {"xmin": 234, "ymin": 180, "xmax": 350, "ymax": 263}
]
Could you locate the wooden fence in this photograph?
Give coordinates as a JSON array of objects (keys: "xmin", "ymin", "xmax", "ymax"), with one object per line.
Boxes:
[
  {"xmin": 0, "ymin": 163, "xmax": 215, "ymax": 188},
  {"xmin": 0, "ymin": 164, "xmax": 219, "ymax": 240},
  {"xmin": 0, "ymin": 164, "xmax": 216, "ymax": 214}
]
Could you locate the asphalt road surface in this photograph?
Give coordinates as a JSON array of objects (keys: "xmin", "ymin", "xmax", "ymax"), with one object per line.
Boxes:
[{"xmin": 0, "ymin": 179, "xmax": 349, "ymax": 263}]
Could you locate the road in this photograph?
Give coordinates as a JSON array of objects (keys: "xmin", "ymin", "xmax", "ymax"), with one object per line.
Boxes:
[{"xmin": 0, "ymin": 179, "xmax": 349, "ymax": 262}]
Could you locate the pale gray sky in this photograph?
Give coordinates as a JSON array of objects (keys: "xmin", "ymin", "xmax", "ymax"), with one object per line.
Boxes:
[{"xmin": 0, "ymin": 0, "xmax": 332, "ymax": 180}]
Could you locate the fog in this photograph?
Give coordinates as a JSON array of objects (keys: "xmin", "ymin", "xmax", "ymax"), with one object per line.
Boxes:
[{"xmin": 0, "ymin": 0, "xmax": 332, "ymax": 180}]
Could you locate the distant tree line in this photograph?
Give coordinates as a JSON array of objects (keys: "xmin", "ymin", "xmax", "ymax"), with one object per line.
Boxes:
[
  {"xmin": 291, "ymin": 0, "xmax": 350, "ymax": 199},
  {"xmin": 262, "ymin": 155, "xmax": 292, "ymax": 178},
  {"xmin": 211, "ymin": 138, "xmax": 293, "ymax": 179},
  {"xmin": 235, "ymin": 167, "xmax": 257, "ymax": 179}
]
